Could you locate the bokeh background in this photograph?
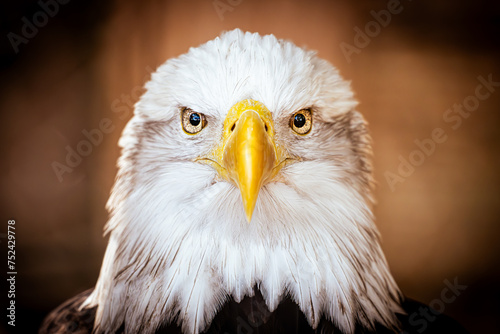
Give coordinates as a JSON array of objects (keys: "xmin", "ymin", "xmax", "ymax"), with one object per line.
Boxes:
[{"xmin": 1, "ymin": 0, "xmax": 499, "ymax": 333}]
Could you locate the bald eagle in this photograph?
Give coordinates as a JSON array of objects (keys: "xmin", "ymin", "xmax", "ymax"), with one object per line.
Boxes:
[{"xmin": 40, "ymin": 30, "xmax": 467, "ymax": 334}]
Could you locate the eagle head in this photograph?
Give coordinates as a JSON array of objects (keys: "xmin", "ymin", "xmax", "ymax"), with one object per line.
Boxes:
[{"xmin": 83, "ymin": 29, "xmax": 402, "ymax": 334}]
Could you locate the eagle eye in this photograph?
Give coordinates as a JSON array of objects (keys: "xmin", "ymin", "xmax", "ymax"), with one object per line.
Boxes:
[
  {"xmin": 290, "ymin": 109, "xmax": 312, "ymax": 135},
  {"xmin": 181, "ymin": 108, "xmax": 206, "ymax": 134}
]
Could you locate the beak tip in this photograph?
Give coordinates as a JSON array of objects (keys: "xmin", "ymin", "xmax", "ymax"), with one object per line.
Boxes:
[
  {"xmin": 243, "ymin": 202, "xmax": 255, "ymax": 223},
  {"xmin": 245, "ymin": 211, "xmax": 253, "ymax": 223}
]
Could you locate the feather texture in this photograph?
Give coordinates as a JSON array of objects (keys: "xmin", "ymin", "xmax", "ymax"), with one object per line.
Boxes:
[{"xmin": 80, "ymin": 29, "xmax": 403, "ymax": 334}]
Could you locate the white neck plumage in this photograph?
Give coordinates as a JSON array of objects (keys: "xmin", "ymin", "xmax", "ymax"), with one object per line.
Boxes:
[{"xmin": 83, "ymin": 156, "xmax": 402, "ymax": 334}]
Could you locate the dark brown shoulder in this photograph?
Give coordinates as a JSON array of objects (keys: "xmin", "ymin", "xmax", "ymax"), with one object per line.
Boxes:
[
  {"xmin": 39, "ymin": 289, "xmax": 96, "ymax": 334},
  {"xmin": 397, "ymin": 297, "xmax": 470, "ymax": 334}
]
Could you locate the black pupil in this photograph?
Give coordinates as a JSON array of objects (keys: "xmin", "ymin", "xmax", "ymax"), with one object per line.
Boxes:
[
  {"xmin": 294, "ymin": 113, "xmax": 306, "ymax": 128},
  {"xmin": 189, "ymin": 113, "xmax": 201, "ymax": 126}
]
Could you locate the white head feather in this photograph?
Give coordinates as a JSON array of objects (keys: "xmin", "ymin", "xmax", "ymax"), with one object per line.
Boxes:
[{"xmin": 83, "ymin": 29, "xmax": 403, "ymax": 334}]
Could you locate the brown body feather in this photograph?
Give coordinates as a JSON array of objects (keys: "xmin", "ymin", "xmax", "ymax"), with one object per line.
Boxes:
[
  {"xmin": 39, "ymin": 290, "xmax": 96, "ymax": 334},
  {"xmin": 40, "ymin": 288, "xmax": 468, "ymax": 334}
]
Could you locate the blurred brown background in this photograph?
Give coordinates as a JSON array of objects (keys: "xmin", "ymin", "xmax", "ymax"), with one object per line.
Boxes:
[{"xmin": 1, "ymin": 0, "xmax": 499, "ymax": 333}]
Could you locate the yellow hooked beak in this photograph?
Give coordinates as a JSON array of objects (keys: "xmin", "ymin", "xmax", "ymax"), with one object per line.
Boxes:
[{"xmin": 196, "ymin": 99, "xmax": 288, "ymax": 222}]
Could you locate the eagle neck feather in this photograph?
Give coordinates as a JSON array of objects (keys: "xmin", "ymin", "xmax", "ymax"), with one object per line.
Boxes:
[{"xmin": 84, "ymin": 161, "xmax": 402, "ymax": 334}]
